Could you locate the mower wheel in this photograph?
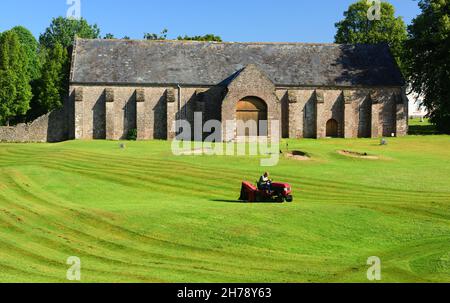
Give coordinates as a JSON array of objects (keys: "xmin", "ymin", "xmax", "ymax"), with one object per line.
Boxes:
[{"xmin": 286, "ymin": 196, "xmax": 293, "ymax": 203}]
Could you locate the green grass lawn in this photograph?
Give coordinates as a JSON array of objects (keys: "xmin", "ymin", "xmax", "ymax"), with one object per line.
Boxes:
[
  {"xmin": 0, "ymin": 135, "xmax": 449, "ymax": 282},
  {"xmin": 409, "ymin": 118, "xmax": 439, "ymax": 135}
]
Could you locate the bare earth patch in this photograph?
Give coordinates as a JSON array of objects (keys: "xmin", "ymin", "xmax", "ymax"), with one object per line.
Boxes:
[
  {"xmin": 179, "ymin": 147, "xmax": 214, "ymax": 155},
  {"xmin": 338, "ymin": 150, "xmax": 379, "ymax": 160},
  {"xmin": 285, "ymin": 150, "xmax": 311, "ymax": 161}
]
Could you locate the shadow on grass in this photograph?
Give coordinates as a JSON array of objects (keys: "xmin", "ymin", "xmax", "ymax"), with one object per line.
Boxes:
[
  {"xmin": 211, "ymin": 199, "xmax": 280, "ymax": 204},
  {"xmin": 409, "ymin": 124, "xmax": 440, "ymax": 135},
  {"xmin": 408, "ymin": 119, "xmax": 440, "ymax": 135}
]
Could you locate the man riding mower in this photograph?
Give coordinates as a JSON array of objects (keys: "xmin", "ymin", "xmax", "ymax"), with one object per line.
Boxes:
[{"xmin": 239, "ymin": 172, "xmax": 294, "ymax": 203}]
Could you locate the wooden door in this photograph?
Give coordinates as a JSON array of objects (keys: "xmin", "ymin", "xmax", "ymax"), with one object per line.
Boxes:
[
  {"xmin": 237, "ymin": 111, "xmax": 260, "ymax": 136},
  {"xmin": 236, "ymin": 97, "xmax": 268, "ymax": 136},
  {"xmin": 326, "ymin": 119, "xmax": 338, "ymax": 137}
]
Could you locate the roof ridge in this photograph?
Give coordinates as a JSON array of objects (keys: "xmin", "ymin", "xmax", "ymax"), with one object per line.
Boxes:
[
  {"xmin": 75, "ymin": 37, "xmax": 351, "ymax": 46},
  {"xmin": 72, "ymin": 38, "xmax": 404, "ymax": 87}
]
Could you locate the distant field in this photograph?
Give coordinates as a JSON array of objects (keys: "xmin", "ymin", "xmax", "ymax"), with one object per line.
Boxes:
[{"xmin": 0, "ymin": 136, "xmax": 449, "ymax": 282}]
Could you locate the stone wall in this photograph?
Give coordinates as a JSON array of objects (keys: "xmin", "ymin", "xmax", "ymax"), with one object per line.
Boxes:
[
  {"xmin": 221, "ymin": 64, "xmax": 282, "ymax": 142},
  {"xmin": 70, "ymin": 85, "xmax": 169, "ymax": 140},
  {"xmin": 282, "ymin": 87, "xmax": 407, "ymax": 139},
  {"xmin": 165, "ymin": 86, "xmax": 225, "ymax": 140},
  {"xmin": 0, "ymin": 108, "xmax": 68, "ymax": 143},
  {"xmin": 70, "ymin": 84, "xmax": 224, "ymax": 141},
  {"xmin": 279, "ymin": 89, "xmax": 316, "ymax": 138},
  {"xmin": 70, "ymin": 84, "xmax": 411, "ymax": 142},
  {"xmin": 1, "ymin": 82, "xmax": 407, "ymax": 143}
]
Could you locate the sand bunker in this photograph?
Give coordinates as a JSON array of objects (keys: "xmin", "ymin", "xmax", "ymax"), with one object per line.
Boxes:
[
  {"xmin": 338, "ymin": 150, "xmax": 379, "ymax": 160},
  {"xmin": 178, "ymin": 148, "xmax": 213, "ymax": 155},
  {"xmin": 285, "ymin": 150, "xmax": 311, "ymax": 161}
]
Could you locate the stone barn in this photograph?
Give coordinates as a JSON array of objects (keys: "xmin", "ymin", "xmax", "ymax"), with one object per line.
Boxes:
[{"xmin": 0, "ymin": 38, "xmax": 408, "ymax": 142}]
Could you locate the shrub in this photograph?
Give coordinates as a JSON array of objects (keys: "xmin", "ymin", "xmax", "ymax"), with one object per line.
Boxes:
[{"xmin": 127, "ymin": 128, "xmax": 137, "ymax": 141}]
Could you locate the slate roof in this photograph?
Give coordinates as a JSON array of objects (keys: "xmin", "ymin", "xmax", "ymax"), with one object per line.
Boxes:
[{"xmin": 71, "ymin": 38, "xmax": 405, "ymax": 87}]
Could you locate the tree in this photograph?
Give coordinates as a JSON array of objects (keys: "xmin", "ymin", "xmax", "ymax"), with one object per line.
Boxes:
[
  {"xmin": 10, "ymin": 26, "xmax": 41, "ymax": 81},
  {"xmin": 36, "ymin": 17, "xmax": 98, "ymax": 117},
  {"xmin": 335, "ymin": 0, "xmax": 407, "ymax": 72},
  {"xmin": 177, "ymin": 34, "xmax": 222, "ymax": 42},
  {"xmin": 0, "ymin": 31, "xmax": 32, "ymax": 125},
  {"xmin": 5, "ymin": 26, "xmax": 43, "ymax": 123},
  {"xmin": 405, "ymin": 0, "xmax": 450, "ymax": 133},
  {"xmin": 103, "ymin": 33, "xmax": 116, "ymax": 39},
  {"xmin": 144, "ymin": 29, "xmax": 168, "ymax": 40},
  {"xmin": 39, "ymin": 17, "xmax": 100, "ymax": 49},
  {"xmin": 36, "ymin": 43, "xmax": 69, "ymax": 112}
]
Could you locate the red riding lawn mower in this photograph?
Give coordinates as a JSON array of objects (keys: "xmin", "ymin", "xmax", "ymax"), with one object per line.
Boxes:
[{"xmin": 239, "ymin": 181, "xmax": 294, "ymax": 203}]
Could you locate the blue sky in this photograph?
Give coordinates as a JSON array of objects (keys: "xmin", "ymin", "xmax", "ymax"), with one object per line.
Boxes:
[{"xmin": 0, "ymin": 0, "xmax": 421, "ymax": 42}]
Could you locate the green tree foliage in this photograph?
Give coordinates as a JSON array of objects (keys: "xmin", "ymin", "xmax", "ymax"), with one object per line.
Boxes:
[
  {"xmin": 177, "ymin": 34, "xmax": 222, "ymax": 42},
  {"xmin": 36, "ymin": 43, "xmax": 69, "ymax": 112},
  {"xmin": 10, "ymin": 26, "xmax": 41, "ymax": 81},
  {"xmin": 405, "ymin": 0, "xmax": 450, "ymax": 133},
  {"xmin": 144, "ymin": 29, "xmax": 168, "ymax": 40},
  {"xmin": 103, "ymin": 33, "xmax": 116, "ymax": 39},
  {"xmin": 2, "ymin": 26, "xmax": 43, "ymax": 123},
  {"xmin": 36, "ymin": 17, "xmax": 98, "ymax": 117},
  {"xmin": 0, "ymin": 31, "xmax": 32, "ymax": 125},
  {"xmin": 335, "ymin": 0, "xmax": 407, "ymax": 72},
  {"xmin": 39, "ymin": 17, "xmax": 100, "ymax": 49},
  {"xmin": 143, "ymin": 29, "xmax": 222, "ymax": 42}
]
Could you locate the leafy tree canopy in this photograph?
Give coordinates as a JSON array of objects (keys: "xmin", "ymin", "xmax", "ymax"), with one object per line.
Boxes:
[
  {"xmin": 39, "ymin": 17, "xmax": 100, "ymax": 49},
  {"xmin": 0, "ymin": 31, "xmax": 32, "ymax": 125},
  {"xmin": 9, "ymin": 26, "xmax": 41, "ymax": 81},
  {"xmin": 37, "ymin": 42, "xmax": 69, "ymax": 112},
  {"xmin": 143, "ymin": 29, "xmax": 222, "ymax": 42},
  {"xmin": 335, "ymin": 0, "xmax": 407, "ymax": 72},
  {"xmin": 144, "ymin": 29, "xmax": 168, "ymax": 40},
  {"xmin": 177, "ymin": 34, "xmax": 222, "ymax": 42},
  {"xmin": 103, "ymin": 33, "xmax": 115, "ymax": 39},
  {"xmin": 406, "ymin": 0, "xmax": 450, "ymax": 133}
]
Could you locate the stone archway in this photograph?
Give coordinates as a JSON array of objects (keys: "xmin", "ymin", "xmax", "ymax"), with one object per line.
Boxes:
[
  {"xmin": 236, "ymin": 97, "xmax": 268, "ymax": 136},
  {"xmin": 220, "ymin": 64, "xmax": 281, "ymax": 142},
  {"xmin": 326, "ymin": 119, "xmax": 339, "ymax": 138}
]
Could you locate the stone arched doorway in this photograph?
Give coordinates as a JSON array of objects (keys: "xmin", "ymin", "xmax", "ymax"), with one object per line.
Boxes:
[
  {"xmin": 236, "ymin": 97, "xmax": 268, "ymax": 136},
  {"xmin": 326, "ymin": 119, "xmax": 339, "ymax": 138}
]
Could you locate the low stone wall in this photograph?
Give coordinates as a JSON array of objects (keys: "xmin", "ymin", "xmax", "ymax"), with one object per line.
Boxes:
[{"xmin": 0, "ymin": 109, "xmax": 68, "ymax": 143}]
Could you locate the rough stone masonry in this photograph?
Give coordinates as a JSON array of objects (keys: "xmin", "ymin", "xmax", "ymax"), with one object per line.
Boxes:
[{"xmin": 0, "ymin": 38, "xmax": 408, "ymax": 143}]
